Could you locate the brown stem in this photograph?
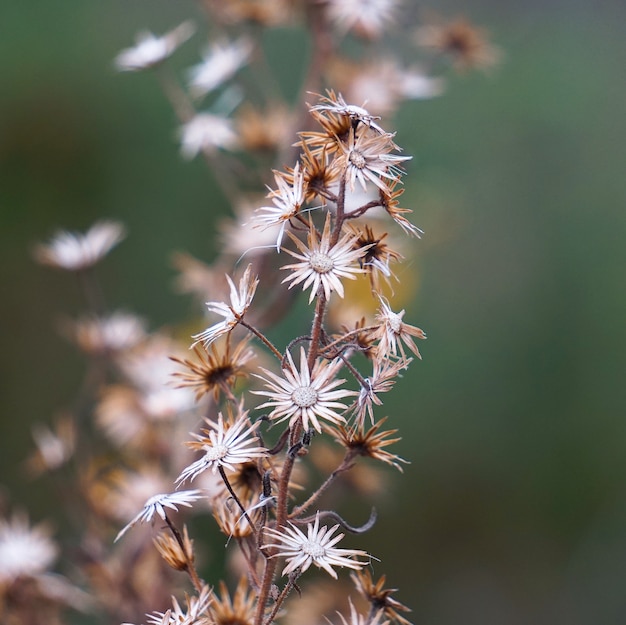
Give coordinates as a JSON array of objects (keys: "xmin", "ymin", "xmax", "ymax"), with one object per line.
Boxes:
[
  {"xmin": 219, "ymin": 465, "xmax": 257, "ymax": 539},
  {"xmin": 240, "ymin": 320, "xmax": 284, "ymax": 362},
  {"xmin": 289, "ymin": 451, "xmax": 357, "ymax": 519},
  {"xmin": 164, "ymin": 515, "xmax": 204, "ymax": 593}
]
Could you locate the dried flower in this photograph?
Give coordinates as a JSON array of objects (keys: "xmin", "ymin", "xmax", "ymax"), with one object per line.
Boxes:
[
  {"xmin": 373, "ymin": 297, "xmax": 426, "ymax": 360},
  {"xmin": 351, "ymin": 569, "xmax": 412, "ymax": 625},
  {"xmin": 263, "ymin": 512, "xmax": 370, "ymax": 579},
  {"xmin": 209, "ymin": 577, "xmax": 256, "ymax": 625},
  {"xmin": 335, "ymin": 600, "xmax": 390, "ymax": 625},
  {"xmin": 337, "ymin": 128, "xmax": 411, "ymax": 194},
  {"xmin": 331, "ymin": 418, "xmax": 408, "ymax": 471},
  {"xmin": 379, "ymin": 182, "xmax": 422, "ymax": 237},
  {"xmin": 252, "ymin": 163, "xmax": 307, "ymax": 251},
  {"xmin": 114, "ymin": 22, "xmax": 195, "ymax": 72},
  {"xmin": 192, "ymin": 264, "xmax": 258, "ymax": 347},
  {"xmin": 141, "ymin": 585, "xmax": 212, "ymax": 625},
  {"xmin": 115, "ymin": 490, "xmax": 204, "ymax": 542},
  {"xmin": 281, "ymin": 215, "xmax": 367, "ymax": 303},
  {"xmin": 171, "ymin": 338, "xmax": 255, "ymax": 401},
  {"xmin": 176, "ymin": 411, "xmax": 267, "ymax": 484},
  {"xmin": 253, "ymin": 347, "xmax": 355, "ymax": 433},
  {"xmin": 154, "ymin": 525, "xmax": 194, "ymax": 572},
  {"xmin": 34, "ymin": 220, "xmax": 125, "ymax": 271}
]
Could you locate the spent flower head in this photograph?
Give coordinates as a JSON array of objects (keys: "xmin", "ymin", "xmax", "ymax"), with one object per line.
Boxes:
[
  {"xmin": 115, "ymin": 490, "xmax": 204, "ymax": 542},
  {"xmin": 252, "ymin": 162, "xmax": 307, "ymax": 252},
  {"xmin": 192, "ymin": 264, "xmax": 258, "ymax": 347},
  {"xmin": 281, "ymin": 215, "xmax": 368, "ymax": 303},
  {"xmin": 176, "ymin": 410, "xmax": 267, "ymax": 484},
  {"xmin": 263, "ymin": 512, "xmax": 370, "ymax": 579},
  {"xmin": 253, "ymin": 347, "xmax": 356, "ymax": 433}
]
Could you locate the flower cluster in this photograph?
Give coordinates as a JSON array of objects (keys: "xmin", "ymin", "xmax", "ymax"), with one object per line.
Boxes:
[{"xmin": 13, "ymin": 3, "xmax": 497, "ymax": 625}]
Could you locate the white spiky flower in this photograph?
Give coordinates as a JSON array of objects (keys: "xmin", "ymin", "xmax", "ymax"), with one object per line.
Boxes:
[
  {"xmin": 373, "ymin": 296, "xmax": 426, "ymax": 360},
  {"xmin": 253, "ymin": 347, "xmax": 356, "ymax": 433},
  {"xmin": 281, "ymin": 215, "xmax": 367, "ymax": 303},
  {"xmin": 337, "ymin": 128, "xmax": 411, "ymax": 193},
  {"xmin": 263, "ymin": 512, "xmax": 370, "ymax": 579},
  {"xmin": 114, "ymin": 490, "xmax": 204, "ymax": 542},
  {"xmin": 252, "ymin": 163, "xmax": 306, "ymax": 252},
  {"xmin": 176, "ymin": 412, "xmax": 267, "ymax": 485},
  {"xmin": 192, "ymin": 264, "xmax": 258, "ymax": 347}
]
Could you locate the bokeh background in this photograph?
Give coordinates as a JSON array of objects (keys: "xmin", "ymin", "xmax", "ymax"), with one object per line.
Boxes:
[{"xmin": 1, "ymin": 0, "xmax": 626, "ymax": 623}]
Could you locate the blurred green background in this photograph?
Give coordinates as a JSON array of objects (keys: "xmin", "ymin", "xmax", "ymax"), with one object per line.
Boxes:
[{"xmin": 1, "ymin": 0, "xmax": 626, "ymax": 623}]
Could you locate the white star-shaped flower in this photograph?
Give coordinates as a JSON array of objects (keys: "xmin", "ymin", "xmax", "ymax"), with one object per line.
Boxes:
[
  {"xmin": 281, "ymin": 215, "xmax": 367, "ymax": 303},
  {"xmin": 176, "ymin": 412, "xmax": 267, "ymax": 485},
  {"xmin": 192, "ymin": 264, "xmax": 258, "ymax": 347},
  {"xmin": 114, "ymin": 490, "xmax": 204, "ymax": 542},
  {"xmin": 263, "ymin": 512, "xmax": 370, "ymax": 579},
  {"xmin": 252, "ymin": 163, "xmax": 306, "ymax": 252},
  {"xmin": 253, "ymin": 347, "xmax": 356, "ymax": 433}
]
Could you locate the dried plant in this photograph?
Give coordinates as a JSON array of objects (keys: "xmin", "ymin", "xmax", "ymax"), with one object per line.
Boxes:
[{"xmin": 2, "ymin": 2, "xmax": 498, "ymax": 624}]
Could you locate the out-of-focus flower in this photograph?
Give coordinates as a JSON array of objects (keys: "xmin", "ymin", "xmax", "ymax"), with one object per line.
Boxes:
[
  {"xmin": 114, "ymin": 22, "xmax": 195, "ymax": 72},
  {"xmin": 415, "ymin": 16, "xmax": 500, "ymax": 72},
  {"xmin": 27, "ymin": 416, "xmax": 76, "ymax": 475},
  {"xmin": 342, "ymin": 59, "xmax": 444, "ymax": 117},
  {"xmin": 281, "ymin": 215, "xmax": 367, "ymax": 303},
  {"xmin": 176, "ymin": 411, "xmax": 267, "ymax": 484},
  {"xmin": 115, "ymin": 491, "xmax": 204, "ymax": 542},
  {"xmin": 253, "ymin": 347, "xmax": 355, "ymax": 433},
  {"xmin": 34, "ymin": 220, "xmax": 125, "ymax": 271},
  {"xmin": 325, "ymin": 0, "xmax": 400, "ymax": 40},
  {"xmin": 0, "ymin": 514, "xmax": 57, "ymax": 584},
  {"xmin": 179, "ymin": 113, "xmax": 238, "ymax": 159},
  {"xmin": 236, "ymin": 103, "xmax": 292, "ymax": 153},
  {"xmin": 263, "ymin": 512, "xmax": 370, "ymax": 579},
  {"xmin": 64, "ymin": 311, "xmax": 146, "ymax": 355},
  {"xmin": 188, "ymin": 37, "xmax": 252, "ymax": 98},
  {"xmin": 192, "ymin": 264, "xmax": 258, "ymax": 347}
]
